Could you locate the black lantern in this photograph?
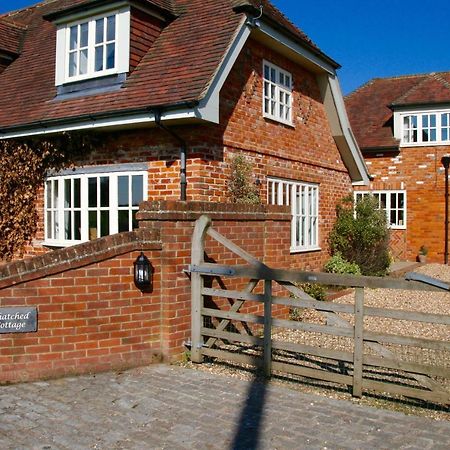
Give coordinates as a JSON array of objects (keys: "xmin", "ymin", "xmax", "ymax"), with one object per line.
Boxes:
[{"xmin": 134, "ymin": 252, "xmax": 152, "ymax": 291}]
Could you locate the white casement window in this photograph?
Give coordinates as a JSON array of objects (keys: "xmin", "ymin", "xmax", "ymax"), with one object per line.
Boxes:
[
  {"xmin": 354, "ymin": 191, "xmax": 406, "ymax": 229},
  {"xmin": 400, "ymin": 111, "xmax": 450, "ymax": 145},
  {"xmin": 55, "ymin": 7, "xmax": 130, "ymax": 85},
  {"xmin": 263, "ymin": 61, "xmax": 293, "ymax": 125},
  {"xmin": 44, "ymin": 170, "xmax": 147, "ymax": 246},
  {"xmin": 268, "ymin": 178, "xmax": 319, "ymax": 252}
]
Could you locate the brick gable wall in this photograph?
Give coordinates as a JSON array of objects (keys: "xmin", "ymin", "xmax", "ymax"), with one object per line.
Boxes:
[
  {"xmin": 357, "ymin": 145, "xmax": 450, "ymax": 262},
  {"xmin": 20, "ymin": 37, "xmax": 352, "ymax": 271}
]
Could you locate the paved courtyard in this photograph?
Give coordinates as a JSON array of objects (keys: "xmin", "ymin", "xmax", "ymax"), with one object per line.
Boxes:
[{"xmin": 0, "ymin": 364, "xmax": 449, "ymax": 450}]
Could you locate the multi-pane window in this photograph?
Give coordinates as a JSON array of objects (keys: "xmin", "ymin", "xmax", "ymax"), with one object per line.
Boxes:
[
  {"xmin": 268, "ymin": 178, "xmax": 319, "ymax": 252},
  {"xmin": 354, "ymin": 191, "xmax": 406, "ymax": 229},
  {"xmin": 66, "ymin": 13, "xmax": 117, "ymax": 80},
  {"xmin": 263, "ymin": 61, "xmax": 292, "ymax": 125},
  {"xmin": 402, "ymin": 112, "xmax": 450, "ymax": 145},
  {"xmin": 45, "ymin": 171, "xmax": 147, "ymax": 246}
]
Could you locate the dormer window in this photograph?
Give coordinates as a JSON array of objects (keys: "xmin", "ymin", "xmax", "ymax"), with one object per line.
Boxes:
[
  {"xmin": 68, "ymin": 14, "xmax": 116, "ymax": 78},
  {"xmin": 396, "ymin": 109, "xmax": 450, "ymax": 146},
  {"xmin": 55, "ymin": 7, "xmax": 130, "ymax": 86}
]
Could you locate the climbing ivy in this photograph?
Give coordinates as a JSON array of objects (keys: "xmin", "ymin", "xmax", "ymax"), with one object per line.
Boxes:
[{"xmin": 0, "ymin": 133, "xmax": 95, "ymax": 261}]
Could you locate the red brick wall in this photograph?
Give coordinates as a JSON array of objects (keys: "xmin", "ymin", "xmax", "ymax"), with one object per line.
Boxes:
[
  {"xmin": 0, "ymin": 230, "xmax": 162, "ymax": 383},
  {"xmin": 357, "ymin": 145, "xmax": 450, "ymax": 262}
]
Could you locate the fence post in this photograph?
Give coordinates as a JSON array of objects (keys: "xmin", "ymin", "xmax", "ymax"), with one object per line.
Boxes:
[
  {"xmin": 263, "ymin": 279, "xmax": 273, "ymax": 378},
  {"xmin": 191, "ymin": 215, "xmax": 212, "ymax": 363},
  {"xmin": 353, "ymin": 287, "xmax": 364, "ymax": 397}
]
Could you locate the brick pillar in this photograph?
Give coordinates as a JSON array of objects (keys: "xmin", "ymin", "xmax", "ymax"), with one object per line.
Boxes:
[{"xmin": 137, "ymin": 201, "xmax": 291, "ymax": 360}]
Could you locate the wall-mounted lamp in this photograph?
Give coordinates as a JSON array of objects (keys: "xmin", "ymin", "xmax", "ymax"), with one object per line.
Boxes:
[{"xmin": 134, "ymin": 252, "xmax": 153, "ymax": 291}]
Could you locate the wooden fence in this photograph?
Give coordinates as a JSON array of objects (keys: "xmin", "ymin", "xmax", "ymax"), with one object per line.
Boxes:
[{"xmin": 190, "ymin": 215, "xmax": 450, "ymax": 405}]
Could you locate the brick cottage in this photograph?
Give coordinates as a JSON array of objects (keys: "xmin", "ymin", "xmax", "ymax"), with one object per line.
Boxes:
[
  {"xmin": 0, "ymin": 0, "xmax": 368, "ymax": 382},
  {"xmin": 346, "ymin": 72, "xmax": 450, "ymax": 263}
]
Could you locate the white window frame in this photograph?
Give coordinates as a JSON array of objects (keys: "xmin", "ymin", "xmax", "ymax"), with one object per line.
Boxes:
[
  {"xmin": 44, "ymin": 170, "xmax": 148, "ymax": 247},
  {"xmin": 354, "ymin": 190, "xmax": 406, "ymax": 230},
  {"xmin": 263, "ymin": 60, "xmax": 293, "ymax": 126},
  {"xmin": 267, "ymin": 178, "xmax": 319, "ymax": 252},
  {"xmin": 55, "ymin": 7, "xmax": 130, "ymax": 86},
  {"xmin": 395, "ymin": 107, "xmax": 450, "ymax": 146}
]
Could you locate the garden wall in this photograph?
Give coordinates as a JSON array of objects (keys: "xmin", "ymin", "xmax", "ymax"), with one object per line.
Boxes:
[{"xmin": 0, "ymin": 201, "xmax": 292, "ymax": 383}]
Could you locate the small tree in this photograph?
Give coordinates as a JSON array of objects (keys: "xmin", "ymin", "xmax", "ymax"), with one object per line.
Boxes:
[
  {"xmin": 329, "ymin": 195, "xmax": 390, "ymax": 276},
  {"xmin": 228, "ymin": 154, "xmax": 260, "ymax": 204}
]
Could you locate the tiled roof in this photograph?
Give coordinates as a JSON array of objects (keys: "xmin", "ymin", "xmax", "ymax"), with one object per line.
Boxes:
[
  {"xmin": 345, "ymin": 72, "xmax": 450, "ymax": 150},
  {"xmin": 0, "ymin": 0, "xmax": 326, "ymax": 132},
  {"xmin": 0, "ymin": 20, "xmax": 27, "ymax": 55}
]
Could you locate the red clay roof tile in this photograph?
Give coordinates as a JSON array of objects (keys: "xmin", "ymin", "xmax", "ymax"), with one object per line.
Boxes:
[
  {"xmin": 345, "ymin": 72, "xmax": 450, "ymax": 150},
  {"xmin": 0, "ymin": 0, "xmax": 326, "ymax": 132}
]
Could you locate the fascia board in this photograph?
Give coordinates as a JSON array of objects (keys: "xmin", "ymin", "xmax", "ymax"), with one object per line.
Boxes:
[
  {"xmin": 324, "ymin": 74, "xmax": 370, "ymax": 185},
  {"xmin": 0, "ymin": 108, "xmax": 197, "ymax": 139},
  {"xmin": 256, "ymin": 21, "xmax": 336, "ymax": 75},
  {"xmin": 196, "ymin": 18, "xmax": 251, "ymax": 123}
]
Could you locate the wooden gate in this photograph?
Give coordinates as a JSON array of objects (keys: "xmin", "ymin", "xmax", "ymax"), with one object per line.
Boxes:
[{"xmin": 189, "ymin": 215, "xmax": 450, "ymax": 405}]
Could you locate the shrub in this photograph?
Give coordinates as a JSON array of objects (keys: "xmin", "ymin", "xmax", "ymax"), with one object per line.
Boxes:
[
  {"xmin": 228, "ymin": 154, "xmax": 260, "ymax": 204},
  {"xmin": 329, "ymin": 195, "xmax": 390, "ymax": 276},
  {"xmin": 299, "ymin": 283, "xmax": 327, "ymax": 301},
  {"xmin": 324, "ymin": 252, "xmax": 361, "ymax": 275}
]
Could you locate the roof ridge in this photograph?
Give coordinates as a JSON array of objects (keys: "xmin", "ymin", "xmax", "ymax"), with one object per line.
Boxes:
[
  {"xmin": 391, "ymin": 75, "xmax": 430, "ymax": 105},
  {"xmin": 345, "ymin": 79, "xmax": 375, "ymax": 99},
  {"xmin": 432, "ymin": 72, "xmax": 450, "ymax": 91}
]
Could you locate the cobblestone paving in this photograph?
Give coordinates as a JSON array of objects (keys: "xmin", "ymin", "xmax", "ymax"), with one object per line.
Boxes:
[{"xmin": 0, "ymin": 364, "xmax": 449, "ymax": 450}]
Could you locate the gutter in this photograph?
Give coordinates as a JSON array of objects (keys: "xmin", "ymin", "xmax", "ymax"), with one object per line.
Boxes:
[{"xmin": 0, "ymin": 100, "xmax": 199, "ymax": 138}]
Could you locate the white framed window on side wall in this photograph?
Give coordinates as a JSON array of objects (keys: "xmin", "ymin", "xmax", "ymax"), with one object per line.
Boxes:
[{"xmin": 268, "ymin": 177, "xmax": 319, "ymax": 252}]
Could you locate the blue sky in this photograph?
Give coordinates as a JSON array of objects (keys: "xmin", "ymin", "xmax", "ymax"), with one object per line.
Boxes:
[{"xmin": 2, "ymin": 0, "xmax": 450, "ymax": 94}]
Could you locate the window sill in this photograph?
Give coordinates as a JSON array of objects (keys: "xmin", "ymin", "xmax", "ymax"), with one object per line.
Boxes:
[
  {"xmin": 43, "ymin": 240, "xmax": 83, "ymax": 248},
  {"xmin": 290, "ymin": 246, "xmax": 321, "ymax": 254},
  {"xmin": 263, "ymin": 114, "xmax": 295, "ymax": 129},
  {"xmin": 400, "ymin": 141, "xmax": 450, "ymax": 147}
]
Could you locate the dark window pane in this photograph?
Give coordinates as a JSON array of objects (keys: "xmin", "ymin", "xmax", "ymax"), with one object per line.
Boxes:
[
  {"xmin": 64, "ymin": 211, "xmax": 72, "ymax": 240},
  {"xmin": 80, "ymin": 22, "xmax": 88, "ymax": 47},
  {"xmin": 74, "ymin": 211, "xmax": 81, "ymax": 240},
  {"xmin": 118, "ymin": 176, "xmax": 129, "ymax": 206},
  {"xmin": 132, "ymin": 175, "xmax": 143, "ymax": 206},
  {"xmin": 46, "ymin": 211, "xmax": 52, "ymax": 239},
  {"xmin": 46, "ymin": 181, "xmax": 52, "ymax": 207},
  {"xmin": 95, "ymin": 46, "xmax": 104, "ymax": 72},
  {"xmin": 132, "ymin": 211, "xmax": 138, "ymax": 230},
  {"xmin": 64, "ymin": 179, "xmax": 71, "ymax": 207},
  {"xmin": 89, "ymin": 211, "xmax": 97, "ymax": 240},
  {"xmin": 118, "ymin": 210, "xmax": 129, "ymax": 232},
  {"xmin": 106, "ymin": 43, "xmax": 115, "ymax": 69},
  {"xmin": 88, "ymin": 178, "xmax": 97, "ymax": 207},
  {"xmin": 100, "ymin": 211, "xmax": 109, "ymax": 237},
  {"xmin": 100, "ymin": 177, "xmax": 109, "ymax": 207},
  {"xmin": 70, "ymin": 26, "xmax": 78, "ymax": 50},
  {"xmin": 107, "ymin": 15, "xmax": 115, "ymax": 41},
  {"xmin": 96, "ymin": 18, "xmax": 104, "ymax": 44},
  {"xmin": 391, "ymin": 193, "xmax": 397, "ymax": 208},
  {"xmin": 74, "ymin": 178, "xmax": 81, "ymax": 208},
  {"xmin": 69, "ymin": 52, "xmax": 77, "ymax": 77}
]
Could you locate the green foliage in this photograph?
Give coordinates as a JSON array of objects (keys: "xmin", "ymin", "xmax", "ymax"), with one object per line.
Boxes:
[
  {"xmin": 329, "ymin": 195, "xmax": 390, "ymax": 276},
  {"xmin": 0, "ymin": 133, "xmax": 95, "ymax": 261},
  {"xmin": 228, "ymin": 154, "xmax": 261, "ymax": 205},
  {"xmin": 299, "ymin": 283, "xmax": 327, "ymax": 301},
  {"xmin": 324, "ymin": 251, "xmax": 361, "ymax": 275},
  {"xmin": 419, "ymin": 245, "xmax": 428, "ymax": 256}
]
